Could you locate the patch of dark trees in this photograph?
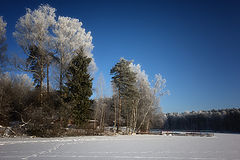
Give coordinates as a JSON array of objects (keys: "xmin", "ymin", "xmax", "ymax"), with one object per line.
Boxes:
[{"xmin": 164, "ymin": 108, "xmax": 240, "ymax": 133}]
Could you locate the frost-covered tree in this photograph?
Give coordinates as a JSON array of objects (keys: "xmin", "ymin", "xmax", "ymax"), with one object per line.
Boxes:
[
  {"xmin": 53, "ymin": 16, "xmax": 95, "ymax": 94},
  {"xmin": 0, "ymin": 16, "xmax": 7, "ymax": 73},
  {"xmin": 147, "ymin": 74, "xmax": 169, "ymax": 130},
  {"xmin": 111, "ymin": 59, "xmax": 169, "ymax": 133},
  {"xmin": 129, "ymin": 63, "xmax": 152, "ymax": 131},
  {"xmin": 13, "ymin": 4, "xmax": 56, "ymax": 103},
  {"xmin": 152, "ymin": 74, "xmax": 170, "ymax": 107},
  {"xmin": 130, "ymin": 63, "xmax": 169, "ymax": 132},
  {"xmin": 13, "ymin": 4, "xmax": 96, "ymax": 99}
]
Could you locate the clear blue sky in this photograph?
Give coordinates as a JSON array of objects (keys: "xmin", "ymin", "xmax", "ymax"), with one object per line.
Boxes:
[{"xmin": 1, "ymin": 0, "xmax": 240, "ymax": 113}]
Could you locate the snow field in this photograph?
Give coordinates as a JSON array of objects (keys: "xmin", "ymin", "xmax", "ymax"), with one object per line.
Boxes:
[{"xmin": 0, "ymin": 134, "xmax": 240, "ymax": 160}]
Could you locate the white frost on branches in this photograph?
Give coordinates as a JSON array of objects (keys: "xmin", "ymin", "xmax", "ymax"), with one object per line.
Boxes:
[
  {"xmin": 0, "ymin": 16, "xmax": 7, "ymax": 43},
  {"xmin": 16, "ymin": 74, "xmax": 34, "ymax": 88},
  {"xmin": 13, "ymin": 4, "xmax": 96, "ymax": 73},
  {"xmin": 53, "ymin": 16, "xmax": 96, "ymax": 72},
  {"xmin": 0, "ymin": 72, "xmax": 11, "ymax": 82},
  {"xmin": 129, "ymin": 62, "xmax": 169, "ymax": 109},
  {"xmin": 129, "ymin": 63, "xmax": 150, "ymax": 87},
  {"xmin": 153, "ymin": 74, "xmax": 170, "ymax": 97},
  {"xmin": 0, "ymin": 73, "xmax": 33, "ymax": 89},
  {"xmin": 13, "ymin": 4, "xmax": 56, "ymax": 52},
  {"xmin": 129, "ymin": 62, "xmax": 169, "ymax": 132}
]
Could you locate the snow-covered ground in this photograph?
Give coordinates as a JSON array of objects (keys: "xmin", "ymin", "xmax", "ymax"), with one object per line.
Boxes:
[{"xmin": 0, "ymin": 133, "xmax": 240, "ymax": 160}]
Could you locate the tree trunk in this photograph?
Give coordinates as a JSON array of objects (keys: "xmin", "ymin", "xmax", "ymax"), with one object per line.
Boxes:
[
  {"xmin": 47, "ymin": 58, "xmax": 50, "ymax": 96},
  {"xmin": 117, "ymin": 90, "xmax": 121, "ymax": 133},
  {"xmin": 133, "ymin": 105, "xmax": 137, "ymax": 133},
  {"xmin": 126, "ymin": 107, "xmax": 129, "ymax": 133},
  {"xmin": 136, "ymin": 102, "xmax": 153, "ymax": 132},
  {"xmin": 114, "ymin": 95, "xmax": 117, "ymax": 133},
  {"xmin": 59, "ymin": 53, "xmax": 63, "ymax": 96},
  {"xmin": 100, "ymin": 99, "xmax": 105, "ymax": 131},
  {"xmin": 39, "ymin": 54, "xmax": 43, "ymax": 106},
  {"xmin": 146, "ymin": 118, "xmax": 150, "ymax": 132},
  {"xmin": 134, "ymin": 100, "xmax": 139, "ymax": 133},
  {"xmin": 101, "ymin": 107, "xmax": 105, "ymax": 131}
]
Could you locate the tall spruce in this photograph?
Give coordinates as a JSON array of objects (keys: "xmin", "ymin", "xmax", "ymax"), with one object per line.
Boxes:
[
  {"xmin": 65, "ymin": 49, "xmax": 93, "ymax": 126},
  {"xmin": 110, "ymin": 58, "xmax": 139, "ymax": 133}
]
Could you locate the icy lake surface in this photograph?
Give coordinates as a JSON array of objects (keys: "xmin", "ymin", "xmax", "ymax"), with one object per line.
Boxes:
[{"xmin": 0, "ymin": 134, "xmax": 240, "ymax": 160}]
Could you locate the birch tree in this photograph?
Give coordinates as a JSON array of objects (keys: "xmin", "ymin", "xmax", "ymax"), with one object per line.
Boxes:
[
  {"xmin": 129, "ymin": 63, "xmax": 152, "ymax": 132},
  {"xmin": 53, "ymin": 16, "xmax": 95, "ymax": 95},
  {"xmin": 130, "ymin": 63, "xmax": 169, "ymax": 132},
  {"xmin": 112, "ymin": 83, "xmax": 118, "ymax": 132},
  {"xmin": 144, "ymin": 74, "xmax": 169, "ymax": 131},
  {"xmin": 13, "ymin": 4, "xmax": 56, "ymax": 103},
  {"xmin": 94, "ymin": 73, "xmax": 107, "ymax": 131}
]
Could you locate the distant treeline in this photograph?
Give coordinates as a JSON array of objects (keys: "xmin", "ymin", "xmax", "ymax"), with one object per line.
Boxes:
[{"xmin": 164, "ymin": 108, "xmax": 240, "ymax": 132}]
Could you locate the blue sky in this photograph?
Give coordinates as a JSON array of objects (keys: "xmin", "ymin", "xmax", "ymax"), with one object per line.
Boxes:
[{"xmin": 1, "ymin": 0, "xmax": 240, "ymax": 113}]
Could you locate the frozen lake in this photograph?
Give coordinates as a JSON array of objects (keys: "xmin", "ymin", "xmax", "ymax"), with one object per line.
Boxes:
[{"xmin": 1, "ymin": 133, "xmax": 240, "ymax": 160}]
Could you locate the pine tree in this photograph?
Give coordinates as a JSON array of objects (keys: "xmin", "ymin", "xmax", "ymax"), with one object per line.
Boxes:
[
  {"xmin": 65, "ymin": 49, "xmax": 93, "ymax": 126},
  {"xmin": 110, "ymin": 58, "xmax": 139, "ymax": 133}
]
